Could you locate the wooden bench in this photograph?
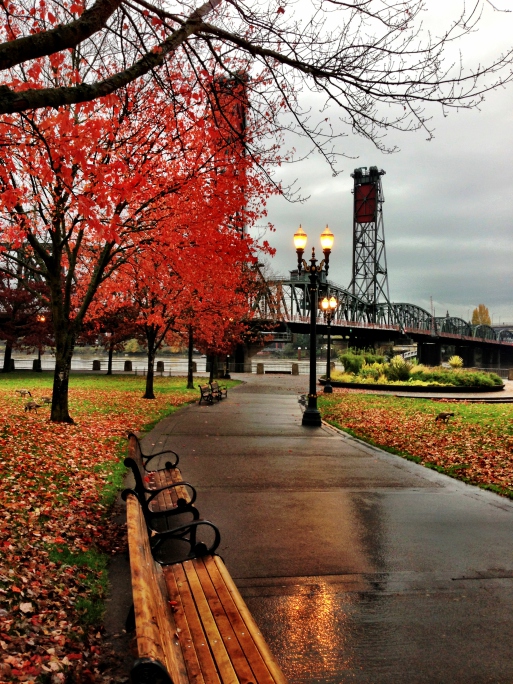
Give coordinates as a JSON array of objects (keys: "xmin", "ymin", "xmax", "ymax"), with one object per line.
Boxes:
[
  {"xmin": 127, "ymin": 432, "xmax": 181, "ymax": 474},
  {"xmin": 124, "ymin": 433, "xmax": 199, "ymax": 528},
  {"xmin": 199, "ymin": 384, "xmax": 214, "ymax": 404},
  {"xmin": 126, "ymin": 493, "xmax": 288, "ymax": 684},
  {"xmin": 210, "ymin": 381, "xmax": 227, "ymax": 401}
]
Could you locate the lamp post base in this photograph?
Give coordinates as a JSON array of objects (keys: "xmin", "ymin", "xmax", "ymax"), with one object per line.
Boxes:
[
  {"xmin": 323, "ymin": 383, "xmax": 333, "ymax": 393},
  {"xmin": 302, "ymin": 398, "xmax": 322, "ymax": 427}
]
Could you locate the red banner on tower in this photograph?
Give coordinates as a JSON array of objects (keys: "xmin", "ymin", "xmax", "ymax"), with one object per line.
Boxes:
[{"xmin": 355, "ymin": 184, "xmax": 376, "ymax": 223}]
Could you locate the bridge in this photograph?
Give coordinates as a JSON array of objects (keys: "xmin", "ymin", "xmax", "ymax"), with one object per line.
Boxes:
[
  {"xmin": 251, "ymin": 275, "xmax": 513, "ymax": 368},
  {"xmin": 5, "ymin": 150, "xmax": 509, "ymax": 373},
  {"xmin": 247, "ymin": 165, "xmax": 513, "ymax": 370}
]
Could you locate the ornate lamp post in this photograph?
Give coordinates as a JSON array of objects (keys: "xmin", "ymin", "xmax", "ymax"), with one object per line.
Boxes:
[
  {"xmin": 294, "ymin": 224, "xmax": 335, "ymax": 427},
  {"xmin": 34, "ymin": 314, "xmax": 46, "ymax": 372},
  {"xmin": 321, "ymin": 295, "xmax": 337, "ymax": 393}
]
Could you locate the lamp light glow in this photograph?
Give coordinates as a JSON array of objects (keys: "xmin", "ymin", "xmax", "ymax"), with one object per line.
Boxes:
[
  {"xmin": 293, "ymin": 225, "xmax": 308, "ymax": 251},
  {"xmin": 320, "ymin": 225, "xmax": 334, "ymax": 251}
]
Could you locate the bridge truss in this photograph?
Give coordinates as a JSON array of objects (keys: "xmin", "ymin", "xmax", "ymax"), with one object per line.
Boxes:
[{"xmin": 252, "ymin": 276, "xmax": 513, "ymax": 345}]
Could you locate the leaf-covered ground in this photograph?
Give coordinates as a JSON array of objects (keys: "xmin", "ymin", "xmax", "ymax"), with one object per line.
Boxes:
[
  {"xmin": 319, "ymin": 391, "xmax": 513, "ymax": 497},
  {"xmin": 0, "ymin": 373, "xmax": 205, "ymax": 683}
]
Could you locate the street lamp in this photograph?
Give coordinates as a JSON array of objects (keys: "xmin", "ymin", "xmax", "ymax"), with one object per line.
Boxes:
[
  {"xmin": 34, "ymin": 314, "xmax": 46, "ymax": 372},
  {"xmin": 293, "ymin": 224, "xmax": 335, "ymax": 427},
  {"xmin": 321, "ymin": 295, "xmax": 337, "ymax": 393}
]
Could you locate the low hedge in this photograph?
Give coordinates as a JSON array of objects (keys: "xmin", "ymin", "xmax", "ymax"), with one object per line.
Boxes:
[{"xmin": 330, "ymin": 366, "xmax": 503, "ymax": 389}]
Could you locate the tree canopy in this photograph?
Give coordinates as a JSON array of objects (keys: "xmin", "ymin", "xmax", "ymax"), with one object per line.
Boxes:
[
  {"xmin": 0, "ymin": 50, "xmax": 275, "ymax": 420},
  {"xmin": 472, "ymin": 304, "xmax": 492, "ymax": 326}
]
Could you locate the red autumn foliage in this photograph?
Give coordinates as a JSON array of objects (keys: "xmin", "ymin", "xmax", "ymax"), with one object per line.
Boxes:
[
  {"xmin": 0, "ymin": 256, "xmax": 52, "ymax": 371},
  {"xmin": 0, "ymin": 382, "xmax": 197, "ymax": 681},
  {"xmin": 0, "ymin": 54, "xmax": 277, "ymax": 421}
]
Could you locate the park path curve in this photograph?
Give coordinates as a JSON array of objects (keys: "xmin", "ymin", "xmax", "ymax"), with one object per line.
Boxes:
[{"xmin": 138, "ymin": 373, "xmax": 513, "ymax": 683}]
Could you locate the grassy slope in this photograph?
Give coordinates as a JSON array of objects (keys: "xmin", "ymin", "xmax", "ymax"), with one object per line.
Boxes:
[{"xmin": 319, "ymin": 392, "xmax": 513, "ymax": 499}]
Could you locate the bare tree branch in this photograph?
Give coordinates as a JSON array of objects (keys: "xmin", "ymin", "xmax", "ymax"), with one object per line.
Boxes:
[{"xmin": 0, "ymin": 0, "xmax": 122, "ymax": 70}]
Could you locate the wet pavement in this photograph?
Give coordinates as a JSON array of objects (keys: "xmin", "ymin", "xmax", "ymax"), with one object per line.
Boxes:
[{"xmin": 138, "ymin": 374, "xmax": 513, "ymax": 683}]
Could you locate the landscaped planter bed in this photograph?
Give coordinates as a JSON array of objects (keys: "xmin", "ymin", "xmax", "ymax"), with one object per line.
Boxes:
[{"xmin": 319, "ymin": 378, "xmax": 505, "ymax": 392}]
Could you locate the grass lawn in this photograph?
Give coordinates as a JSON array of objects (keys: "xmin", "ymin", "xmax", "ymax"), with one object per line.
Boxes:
[
  {"xmin": 319, "ymin": 391, "xmax": 513, "ymax": 498},
  {"xmin": 0, "ymin": 372, "xmax": 239, "ymax": 683}
]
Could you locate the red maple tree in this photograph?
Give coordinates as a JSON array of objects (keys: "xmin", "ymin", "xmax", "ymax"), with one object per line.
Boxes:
[
  {"xmin": 0, "ymin": 57, "xmax": 276, "ymax": 420},
  {"xmin": 96, "ymin": 188, "xmax": 271, "ymax": 398}
]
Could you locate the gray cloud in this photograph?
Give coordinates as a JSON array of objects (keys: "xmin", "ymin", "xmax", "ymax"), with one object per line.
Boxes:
[{"xmin": 254, "ymin": 59, "xmax": 513, "ymax": 323}]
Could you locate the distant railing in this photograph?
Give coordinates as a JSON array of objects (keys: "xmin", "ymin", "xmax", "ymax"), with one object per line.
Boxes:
[
  {"xmin": 8, "ymin": 356, "xmax": 208, "ymax": 374},
  {"xmin": 7, "ymin": 355, "xmax": 340, "ymax": 376}
]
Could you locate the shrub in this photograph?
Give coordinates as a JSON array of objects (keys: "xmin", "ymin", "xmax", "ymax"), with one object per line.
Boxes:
[
  {"xmin": 340, "ymin": 350, "xmax": 364, "ymax": 374},
  {"xmin": 332, "ymin": 357, "xmax": 502, "ymax": 388},
  {"xmin": 385, "ymin": 355, "xmax": 413, "ymax": 381},
  {"xmin": 359, "ymin": 361, "xmax": 386, "ymax": 381},
  {"xmin": 331, "ymin": 370, "xmax": 355, "ymax": 383},
  {"xmin": 448, "ymin": 355, "xmax": 464, "ymax": 369},
  {"xmin": 413, "ymin": 368, "xmax": 503, "ymax": 387},
  {"xmin": 339, "ymin": 349, "xmax": 385, "ymax": 374}
]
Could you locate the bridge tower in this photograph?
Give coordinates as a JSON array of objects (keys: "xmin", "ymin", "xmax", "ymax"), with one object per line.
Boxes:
[
  {"xmin": 212, "ymin": 73, "xmax": 248, "ymax": 237},
  {"xmin": 350, "ymin": 167, "xmax": 390, "ymax": 312}
]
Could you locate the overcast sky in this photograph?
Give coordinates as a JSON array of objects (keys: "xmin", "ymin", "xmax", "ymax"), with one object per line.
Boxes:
[{"xmin": 252, "ymin": 1, "xmax": 513, "ymax": 325}]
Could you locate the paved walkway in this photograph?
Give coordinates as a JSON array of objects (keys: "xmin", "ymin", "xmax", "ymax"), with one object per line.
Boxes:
[{"xmin": 120, "ymin": 374, "xmax": 513, "ymax": 683}]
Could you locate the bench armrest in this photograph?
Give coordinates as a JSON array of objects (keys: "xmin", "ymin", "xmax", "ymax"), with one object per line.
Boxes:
[
  {"xmin": 142, "ymin": 449, "xmax": 179, "ymax": 470},
  {"xmin": 127, "ymin": 431, "xmax": 180, "ymax": 469},
  {"xmin": 149, "ymin": 520, "xmax": 221, "ymax": 565},
  {"xmin": 121, "ymin": 479, "xmax": 197, "ymax": 506},
  {"xmin": 145, "ymin": 481, "xmax": 197, "ymax": 506}
]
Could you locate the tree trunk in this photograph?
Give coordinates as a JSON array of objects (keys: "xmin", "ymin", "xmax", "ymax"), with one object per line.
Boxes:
[
  {"xmin": 2, "ymin": 340, "xmax": 12, "ymax": 373},
  {"xmin": 144, "ymin": 348, "xmax": 156, "ymax": 399},
  {"xmin": 51, "ymin": 327, "xmax": 76, "ymax": 423},
  {"xmin": 209, "ymin": 355, "xmax": 219, "ymax": 382},
  {"xmin": 143, "ymin": 327, "xmax": 158, "ymax": 399},
  {"xmin": 107, "ymin": 341, "xmax": 114, "ymax": 375},
  {"xmin": 187, "ymin": 326, "xmax": 194, "ymax": 389}
]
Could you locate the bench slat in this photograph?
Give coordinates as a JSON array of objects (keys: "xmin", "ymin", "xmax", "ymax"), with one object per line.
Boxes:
[
  {"xmin": 170, "ymin": 564, "xmax": 223, "ymax": 684},
  {"xmin": 128, "ymin": 496, "xmax": 166, "ymax": 664},
  {"xmin": 153, "ymin": 566, "xmax": 191, "ymax": 684},
  {"xmin": 152, "ymin": 469, "xmax": 179, "ymax": 489},
  {"xmin": 193, "ymin": 558, "xmax": 258, "ymax": 683},
  {"xmin": 182, "ymin": 560, "xmax": 239, "ymax": 683},
  {"xmin": 164, "ymin": 567, "xmax": 207, "ymax": 684},
  {"xmin": 202, "ymin": 557, "xmax": 277, "ymax": 684},
  {"xmin": 127, "ymin": 495, "xmax": 188, "ymax": 683},
  {"xmin": 213, "ymin": 557, "xmax": 288, "ymax": 684},
  {"xmin": 148, "ymin": 469, "xmax": 192, "ymax": 513}
]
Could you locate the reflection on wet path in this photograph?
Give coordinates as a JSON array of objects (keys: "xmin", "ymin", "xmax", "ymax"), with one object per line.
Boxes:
[
  {"xmin": 241, "ymin": 571, "xmax": 513, "ymax": 683},
  {"xmin": 244, "ymin": 577, "xmax": 358, "ymax": 682}
]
